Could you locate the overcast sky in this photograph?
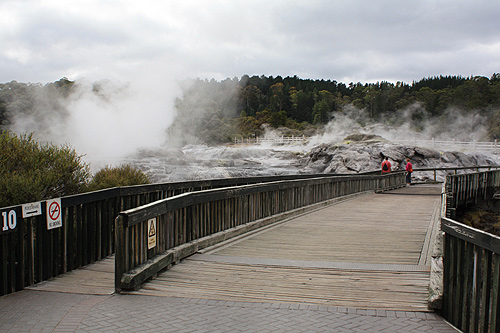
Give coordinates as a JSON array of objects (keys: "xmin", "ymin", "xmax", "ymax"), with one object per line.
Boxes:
[{"xmin": 1, "ymin": 0, "xmax": 499, "ymax": 85}]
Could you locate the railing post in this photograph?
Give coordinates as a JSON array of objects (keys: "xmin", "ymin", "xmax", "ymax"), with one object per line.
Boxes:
[{"xmin": 115, "ymin": 214, "xmax": 127, "ymax": 293}]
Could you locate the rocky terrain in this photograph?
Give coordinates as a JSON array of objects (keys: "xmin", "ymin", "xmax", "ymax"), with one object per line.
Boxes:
[
  {"xmin": 125, "ymin": 133, "xmax": 500, "ymax": 183},
  {"xmin": 302, "ymin": 134, "xmax": 500, "ymax": 182},
  {"xmin": 124, "ymin": 144, "xmax": 305, "ymax": 183}
]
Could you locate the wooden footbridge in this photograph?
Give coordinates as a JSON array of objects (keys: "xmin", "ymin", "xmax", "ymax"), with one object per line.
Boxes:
[
  {"xmin": 25, "ymin": 184, "xmax": 441, "ymax": 311},
  {"xmin": 126, "ymin": 185, "xmax": 441, "ymax": 310},
  {"xmin": 3, "ymin": 167, "xmax": 500, "ymax": 331}
]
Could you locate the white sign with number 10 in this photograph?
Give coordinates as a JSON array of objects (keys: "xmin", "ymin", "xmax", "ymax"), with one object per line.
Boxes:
[{"xmin": 2, "ymin": 210, "xmax": 17, "ymax": 232}]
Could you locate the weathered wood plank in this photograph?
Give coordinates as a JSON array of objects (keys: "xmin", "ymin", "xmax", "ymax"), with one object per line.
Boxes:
[
  {"xmin": 124, "ymin": 186, "xmax": 440, "ymax": 311},
  {"xmin": 129, "ymin": 260, "xmax": 430, "ymax": 311},
  {"xmin": 27, "ymin": 256, "xmax": 115, "ymax": 295},
  {"xmin": 207, "ymin": 189, "xmax": 440, "ymax": 265}
]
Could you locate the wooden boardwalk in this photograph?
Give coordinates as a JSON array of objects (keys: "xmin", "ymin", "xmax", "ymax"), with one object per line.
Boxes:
[
  {"xmin": 27, "ymin": 255, "xmax": 115, "ymax": 295},
  {"xmin": 28, "ymin": 185, "xmax": 442, "ymax": 311}
]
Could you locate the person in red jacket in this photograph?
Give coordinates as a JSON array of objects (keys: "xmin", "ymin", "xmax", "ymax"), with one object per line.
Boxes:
[
  {"xmin": 381, "ymin": 157, "xmax": 391, "ymax": 173},
  {"xmin": 405, "ymin": 158, "xmax": 413, "ymax": 186}
]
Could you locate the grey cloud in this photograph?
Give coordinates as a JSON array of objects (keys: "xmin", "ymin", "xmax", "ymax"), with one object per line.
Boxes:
[{"xmin": 0, "ymin": 0, "xmax": 499, "ymax": 84}]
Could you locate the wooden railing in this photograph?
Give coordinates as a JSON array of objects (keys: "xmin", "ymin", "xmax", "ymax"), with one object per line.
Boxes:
[
  {"xmin": 415, "ymin": 166, "xmax": 500, "ymax": 183},
  {"xmin": 443, "ymin": 169, "xmax": 500, "ymax": 219},
  {"xmin": 1, "ymin": 166, "xmax": 497, "ymax": 298},
  {"xmin": 1, "ymin": 174, "xmax": 356, "ymax": 297},
  {"xmin": 441, "ymin": 169, "xmax": 500, "ymax": 331},
  {"xmin": 0, "ymin": 188, "xmax": 123, "ymax": 297},
  {"xmin": 114, "ymin": 172, "xmax": 405, "ymax": 292}
]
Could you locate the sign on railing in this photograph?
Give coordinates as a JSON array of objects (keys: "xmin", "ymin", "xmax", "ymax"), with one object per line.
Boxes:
[{"xmin": 1, "ymin": 208, "xmax": 18, "ymax": 234}]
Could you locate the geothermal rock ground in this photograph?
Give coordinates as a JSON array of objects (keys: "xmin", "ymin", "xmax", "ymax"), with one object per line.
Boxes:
[{"xmin": 125, "ymin": 135, "xmax": 500, "ymax": 183}]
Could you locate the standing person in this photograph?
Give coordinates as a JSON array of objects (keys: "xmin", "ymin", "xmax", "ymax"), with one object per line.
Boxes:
[
  {"xmin": 405, "ymin": 158, "xmax": 413, "ymax": 186},
  {"xmin": 381, "ymin": 157, "xmax": 391, "ymax": 174}
]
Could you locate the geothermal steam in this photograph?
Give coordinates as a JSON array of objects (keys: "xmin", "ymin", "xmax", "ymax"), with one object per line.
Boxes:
[
  {"xmin": 309, "ymin": 103, "xmax": 489, "ymax": 146},
  {"xmin": 10, "ymin": 78, "xmax": 180, "ymax": 170},
  {"xmin": 7, "ymin": 76, "xmax": 492, "ymax": 177}
]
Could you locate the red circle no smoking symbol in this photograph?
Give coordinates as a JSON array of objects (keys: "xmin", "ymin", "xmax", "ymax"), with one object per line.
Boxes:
[{"xmin": 49, "ymin": 202, "xmax": 60, "ymax": 220}]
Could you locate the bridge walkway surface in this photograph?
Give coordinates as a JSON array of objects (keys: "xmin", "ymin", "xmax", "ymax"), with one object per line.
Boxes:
[{"xmin": 0, "ymin": 184, "xmax": 457, "ymax": 332}]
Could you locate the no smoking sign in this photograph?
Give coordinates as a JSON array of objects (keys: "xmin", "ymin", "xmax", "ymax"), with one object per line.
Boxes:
[{"xmin": 46, "ymin": 198, "xmax": 62, "ymax": 230}]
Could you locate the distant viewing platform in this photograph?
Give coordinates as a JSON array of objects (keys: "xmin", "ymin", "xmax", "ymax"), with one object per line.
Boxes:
[
  {"xmin": 233, "ymin": 136, "xmax": 500, "ymax": 151},
  {"xmin": 234, "ymin": 135, "xmax": 310, "ymax": 146}
]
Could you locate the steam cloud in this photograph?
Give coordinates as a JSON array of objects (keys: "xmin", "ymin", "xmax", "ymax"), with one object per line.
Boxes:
[
  {"xmin": 6, "ymin": 75, "xmax": 493, "ymax": 175},
  {"xmin": 10, "ymin": 77, "xmax": 181, "ymax": 170},
  {"xmin": 309, "ymin": 103, "xmax": 490, "ymax": 148}
]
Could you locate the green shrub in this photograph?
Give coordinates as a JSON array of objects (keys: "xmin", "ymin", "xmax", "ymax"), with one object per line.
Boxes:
[
  {"xmin": 0, "ymin": 130, "xmax": 91, "ymax": 207},
  {"xmin": 87, "ymin": 164, "xmax": 150, "ymax": 191}
]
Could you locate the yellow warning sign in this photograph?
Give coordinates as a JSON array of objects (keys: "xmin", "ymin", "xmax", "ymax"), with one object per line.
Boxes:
[{"xmin": 147, "ymin": 218, "xmax": 157, "ymax": 249}]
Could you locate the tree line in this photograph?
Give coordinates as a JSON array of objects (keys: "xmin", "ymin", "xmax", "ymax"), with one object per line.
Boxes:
[
  {"xmin": 238, "ymin": 74, "xmax": 499, "ymax": 119},
  {"xmin": 2, "ymin": 74, "xmax": 500, "ymax": 146},
  {"xmin": 169, "ymin": 73, "xmax": 500, "ymax": 144}
]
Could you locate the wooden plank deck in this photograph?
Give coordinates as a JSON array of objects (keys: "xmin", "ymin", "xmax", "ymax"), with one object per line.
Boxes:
[
  {"xmin": 28, "ymin": 185, "xmax": 442, "ymax": 311},
  {"xmin": 26, "ymin": 256, "xmax": 115, "ymax": 295},
  {"xmin": 130, "ymin": 184, "xmax": 442, "ymax": 311}
]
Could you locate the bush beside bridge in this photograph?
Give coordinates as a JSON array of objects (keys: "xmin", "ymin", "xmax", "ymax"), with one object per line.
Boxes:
[{"xmin": 0, "ymin": 130, "xmax": 150, "ymax": 207}]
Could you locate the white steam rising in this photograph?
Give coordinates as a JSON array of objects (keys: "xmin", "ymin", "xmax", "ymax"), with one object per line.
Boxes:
[
  {"xmin": 7, "ymin": 76, "xmax": 493, "ymax": 179},
  {"xmin": 11, "ymin": 78, "xmax": 181, "ymax": 170},
  {"xmin": 309, "ymin": 103, "xmax": 489, "ymax": 147}
]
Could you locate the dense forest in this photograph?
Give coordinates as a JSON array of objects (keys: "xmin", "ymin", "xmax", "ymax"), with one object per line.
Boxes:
[
  {"xmin": 2, "ymin": 74, "xmax": 500, "ymax": 146},
  {"xmin": 169, "ymin": 74, "xmax": 500, "ymax": 145}
]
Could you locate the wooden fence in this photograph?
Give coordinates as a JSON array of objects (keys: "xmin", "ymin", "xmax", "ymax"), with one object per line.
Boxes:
[
  {"xmin": 415, "ymin": 166, "xmax": 500, "ymax": 183},
  {"xmin": 1, "ymin": 173, "xmax": 355, "ymax": 297},
  {"xmin": 441, "ymin": 169, "xmax": 500, "ymax": 332},
  {"xmin": 1, "ymin": 166, "xmax": 497, "ymax": 298},
  {"xmin": 444, "ymin": 169, "xmax": 500, "ymax": 220},
  {"xmin": 114, "ymin": 172, "xmax": 405, "ymax": 292}
]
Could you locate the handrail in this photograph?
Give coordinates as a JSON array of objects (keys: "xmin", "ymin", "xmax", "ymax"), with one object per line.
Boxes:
[
  {"xmin": 233, "ymin": 136, "xmax": 309, "ymax": 145},
  {"xmin": 3, "ymin": 173, "xmax": 347, "ymax": 296},
  {"xmin": 0, "ymin": 166, "xmax": 496, "ymax": 211},
  {"xmin": 0, "ymin": 171, "xmax": 393, "ymax": 212},
  {"xmin": 397, "ymin": 138, "xmax": 500, "ymax": 150},
  {"xmin": 441, "ymin": 217, "xmax": 500, "ymax": 254},
  {"xmin": 414, "ymin": 165, "xmax": 500, "ymax": 183},
  {"xmin": 416, "ymin": 166, "xmax": 500, "ymax": 172},
  {"xmin": 444, "ymin": 169, "xmax": 500, "ymax": 219}
]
